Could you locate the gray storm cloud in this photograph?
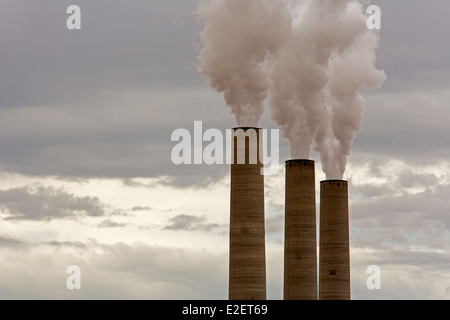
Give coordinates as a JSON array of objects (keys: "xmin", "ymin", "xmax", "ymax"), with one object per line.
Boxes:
[{"xmin": 196, "ymin": 0, "xmax": 386, "ymax": 179}]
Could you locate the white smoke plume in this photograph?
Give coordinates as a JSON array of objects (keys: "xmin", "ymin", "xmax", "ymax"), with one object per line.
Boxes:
[
  {"xmin": 196, "ymin": 0, "xmax": 291, "ymax": 126},
  {"xmin": 196, "ymin": 0, "xmax": 386, "ymax": 179},
  {"xmin": 270, "ymin": 0, "xmax": 386, "ymax": 179}
]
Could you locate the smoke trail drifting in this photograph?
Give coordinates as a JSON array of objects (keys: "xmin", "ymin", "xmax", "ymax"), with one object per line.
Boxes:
[
  {"xmin": 196, "ymin": 0, "xmax": 291, "ymax": 126},
  {"xmin": 269, "ymin": 0, "xmax": 386, "ymax": 179},
  {"xmin": 196, "ymin": 0, "xmax": 386, "ymax": 179}
]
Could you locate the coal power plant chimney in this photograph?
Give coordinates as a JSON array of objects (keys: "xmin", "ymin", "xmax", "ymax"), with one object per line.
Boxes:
[
  {"xmin": 319, "ymin": 180, "xmax": 350, "ymax": 300},
  {"xmin": 229, "ymin": 127, "xmax": 266, "ymax": 300},
  {"xmin": 284, "ymin": 160, "xmax": 317, "ymax": 300}
]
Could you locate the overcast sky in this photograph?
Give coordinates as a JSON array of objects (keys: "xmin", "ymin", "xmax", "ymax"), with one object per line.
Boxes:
[{"xmin": 1, "ymin": 0, "xmax": 450, "ymax": 300}]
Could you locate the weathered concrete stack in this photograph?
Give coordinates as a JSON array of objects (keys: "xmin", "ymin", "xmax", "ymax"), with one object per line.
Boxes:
[
  {"xmin": 319, "ymin": 180, "xmax": 351, "ymax": 300},
  {"xmin": 284, "ymin": 160, "xmax": 317, "ymax": 300},
  {"xmin": 229, "ymin": 127, "xmax": 266, "ymax": 300}
]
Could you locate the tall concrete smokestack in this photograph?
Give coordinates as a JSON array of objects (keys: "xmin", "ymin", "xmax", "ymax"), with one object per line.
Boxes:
[
  {"xmin": 284, "ymin": 160, "xmax": 317, "ymax": 300},
  {"xmin": 229, "ymin": 127, "xmax": 266, "ymax": 300},
  {"xmin": 319, "ymin": 180, "xmax": 350, "ymax": 300}
]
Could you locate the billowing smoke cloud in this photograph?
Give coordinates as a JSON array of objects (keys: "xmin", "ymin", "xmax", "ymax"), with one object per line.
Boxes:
[
  {"xmin": 270, "ymin": 0, "xmax": 386, "ymax": 179},
  {"xmin": 196, "ymin": 0, "xmax": 291, "ymax": 126},
  {"xmin": 196, "ymin": 0, "xmax": 386, "ymax": 179}
]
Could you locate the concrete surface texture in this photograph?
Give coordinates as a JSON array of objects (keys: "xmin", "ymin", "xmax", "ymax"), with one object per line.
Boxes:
[
  {"xmin": 284, "ymin": 159, "xmax": 318, "ymax": 300},
  {"xmin": 319, "ymin": 180, "xmax": 351, "ymax": 300},
  {"xmin": 229, "ymin": 127, "xmax": 266, "ymax": 300}
]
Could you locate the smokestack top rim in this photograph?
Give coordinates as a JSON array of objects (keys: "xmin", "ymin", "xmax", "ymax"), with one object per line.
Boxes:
[
  {"xmin": 320, "ymin": 179, "xmax": 348, "ymax": 184},
  {"xmin": 232, "ymin": 127, "xmax": 262, "ymax": 131},
  {"xmin": 285, "ymin": 159, "xmax": 315, "ymax": 164}
]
